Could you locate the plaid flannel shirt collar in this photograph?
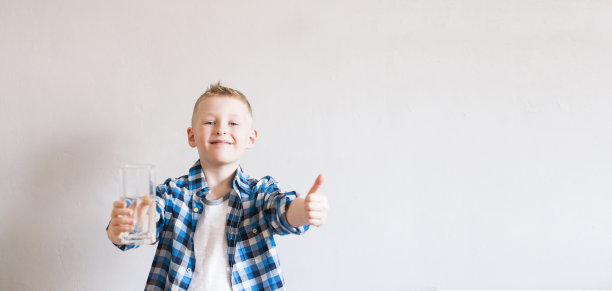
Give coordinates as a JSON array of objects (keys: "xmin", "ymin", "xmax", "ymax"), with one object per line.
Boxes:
[{"xmin": 187, "ymin": 160, "xmax": 251, "ymax": 202}]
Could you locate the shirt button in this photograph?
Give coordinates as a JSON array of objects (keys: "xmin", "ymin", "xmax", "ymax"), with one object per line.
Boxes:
[
  {"xmin": 252, "ymin": 229, "xmax": 257, "ymax": 234},
  {"xmin": 193, "ymin": 207, "xmax": 199, "ymax": 213},
  {"xmin": 187, "ymin": 268, "xmax": 192, "ymax": 273}
]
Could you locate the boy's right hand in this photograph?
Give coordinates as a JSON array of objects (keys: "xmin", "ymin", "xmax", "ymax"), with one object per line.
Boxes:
[{"xmin": 107, "ymin": 200, "xmax": 135, "ymax": 245}]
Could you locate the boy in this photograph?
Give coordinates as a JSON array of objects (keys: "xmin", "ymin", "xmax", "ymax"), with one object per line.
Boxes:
[{"xmin": 107, "ymin": 82, "xmax": 329, "ymax": 291}]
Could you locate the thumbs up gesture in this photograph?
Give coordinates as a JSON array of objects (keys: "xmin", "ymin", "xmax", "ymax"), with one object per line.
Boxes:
[{"xmin": 304, "ymin": 174, "xmax": 328, "ymax": 227}]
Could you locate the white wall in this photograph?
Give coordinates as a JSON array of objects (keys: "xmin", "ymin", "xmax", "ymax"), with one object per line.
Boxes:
[{"xmin": 1, "ymin": 0, "xmax": 611, "ymax": 290}]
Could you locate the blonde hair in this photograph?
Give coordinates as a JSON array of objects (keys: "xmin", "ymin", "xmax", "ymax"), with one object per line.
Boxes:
[{"xmin": 191, "ymin": 81, "xmax": 253, "ymax": 124}]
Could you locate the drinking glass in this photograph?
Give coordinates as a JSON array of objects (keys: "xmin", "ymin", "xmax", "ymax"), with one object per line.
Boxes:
[{"xmin": 119, "ymin": 164, "xmax": 156, "ymax": 245}]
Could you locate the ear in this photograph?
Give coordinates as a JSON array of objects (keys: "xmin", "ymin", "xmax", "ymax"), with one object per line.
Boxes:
[
  {"xmin": 247, "ymin": 128, "xmax": 258, "ymax": 149},
  {"xmin": 187, "ymin": 127, "xmax": 197, "ymax": 148}
]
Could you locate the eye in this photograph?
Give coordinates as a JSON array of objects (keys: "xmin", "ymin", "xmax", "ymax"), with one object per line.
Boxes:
[
  {"xmin": 204, "ymin": 121, "xmax": 215, "ymax": 126},
  {"xmin": 229, "ymin": 122, "xmax": 239, "ymax": 126}
]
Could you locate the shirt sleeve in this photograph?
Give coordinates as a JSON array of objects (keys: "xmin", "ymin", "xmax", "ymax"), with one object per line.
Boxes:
[
  {"xmin": 259, "ymin": 176, "xmax": 310, "ymax": 236},
  {"xmin": 153, "ymin": 181, "xmax": 170, "ymax": 243}
]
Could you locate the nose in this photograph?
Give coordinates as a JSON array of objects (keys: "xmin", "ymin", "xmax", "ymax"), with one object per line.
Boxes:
[{"xmin": 215, "ymin": 123, "xmax": 227, "ymax": 135}]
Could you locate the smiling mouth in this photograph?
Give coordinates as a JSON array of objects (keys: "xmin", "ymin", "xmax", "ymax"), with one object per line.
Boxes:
[{"xmin": 210, "ymin": 141, "xmax": 233, "ymax": 145}]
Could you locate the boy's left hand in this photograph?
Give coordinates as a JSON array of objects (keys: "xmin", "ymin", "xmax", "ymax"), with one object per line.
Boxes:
[{"xmin": 304, "ymin": 174, "xmax": 328, "ymax": 227}]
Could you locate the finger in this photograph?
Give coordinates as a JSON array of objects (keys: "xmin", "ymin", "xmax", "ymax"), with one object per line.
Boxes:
[
  {"xmin": 308, "ymin": 219, "xmax": 323, "ymax": 226},
  {"xmin": 112, "ymin": 222, "xmax": 133, "ymax": 229},
  {"xmin": 307, "ymin": 197, "xmax": 329, "ymax": 209},
  {"xmin": 111, "ymin": 221, "xmax": 135, "ymax": 231},
  {"xmin": 113, "ymin": 201, "xmax": 127, "ymax": 208},
  {"xmin": 307, "ymin": 174, "xmax": 325, "ymax": 195},
  {"xmin": 305, "ymin": 193, "xmax": 326, "ymax": 203},
  {"xmin": 111, "ymin": 208, "xmax": 133, "ymax": 217},
  {"xmin": 137, "ymin": 202, "xmax": 148, "ymax": 216},
  {"xmin": 113, "ymin": 216, "xmax": 134, "ymax": 225},
  {"xmin": 140, "ymin": 197, "xmax": 152, "ymax": 205},
  {"xmin": 110, "ymin": 224, "xmax": 133, "ymax": 237},
  {"xmin": 310, "ymin": 195, "xmax": 328, "ymax": 208},
  {"xmin": 306, "ymin": 202, "xmax": 325, "ymax": 212},
  {"xmin": 307, "ymin": 211, "xmax": 325, "ymax": 220},
  {"xmin": 114, "ymin": 225, "xmax": 133, "ymax": 233}
]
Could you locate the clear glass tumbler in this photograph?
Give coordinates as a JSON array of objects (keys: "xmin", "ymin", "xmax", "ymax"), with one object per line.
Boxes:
[{"xmin": 120, "ymin": 164, "xmax": 156, "ymax": 245}]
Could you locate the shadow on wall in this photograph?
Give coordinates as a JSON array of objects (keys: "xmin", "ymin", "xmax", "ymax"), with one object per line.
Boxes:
[{"xmin": 1, "ymin": 128, "xmax": 120, "ymax": 290}]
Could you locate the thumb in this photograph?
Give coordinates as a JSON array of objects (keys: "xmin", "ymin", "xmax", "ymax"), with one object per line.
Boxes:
[{"xmin": 307, "ymin": 174, "xmax": 324, "ymax": 195}]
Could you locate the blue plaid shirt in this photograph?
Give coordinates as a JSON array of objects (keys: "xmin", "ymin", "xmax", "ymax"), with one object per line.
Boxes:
[{"xmin": 116, "ymin": 160, "xmax": 309, "ymax": 290}]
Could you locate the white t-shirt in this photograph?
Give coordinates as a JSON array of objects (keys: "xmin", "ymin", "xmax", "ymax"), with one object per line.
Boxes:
[{"xmin": 188, "ymin": 193, "xmax": 232, "ymax": 291}]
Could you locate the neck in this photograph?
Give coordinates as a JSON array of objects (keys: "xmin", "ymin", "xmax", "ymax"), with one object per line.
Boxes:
[{"xmin": 201, "ymin": 162, "xmax": 238, "ymax": 200}]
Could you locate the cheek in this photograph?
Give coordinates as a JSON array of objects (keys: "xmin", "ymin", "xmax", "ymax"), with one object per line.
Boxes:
[
  {"xmin": 195, "ymin": 129, "xmax": 211, "ymax": 141},
  {"xmin": 235, "ymin": 131, "xmax": 252, "ymax": 143}
]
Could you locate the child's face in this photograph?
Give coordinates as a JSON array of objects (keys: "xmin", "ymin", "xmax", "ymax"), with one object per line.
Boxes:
[{"xmin": 188, "ymin": 96, "xmax": 257, "ymax": 168}]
